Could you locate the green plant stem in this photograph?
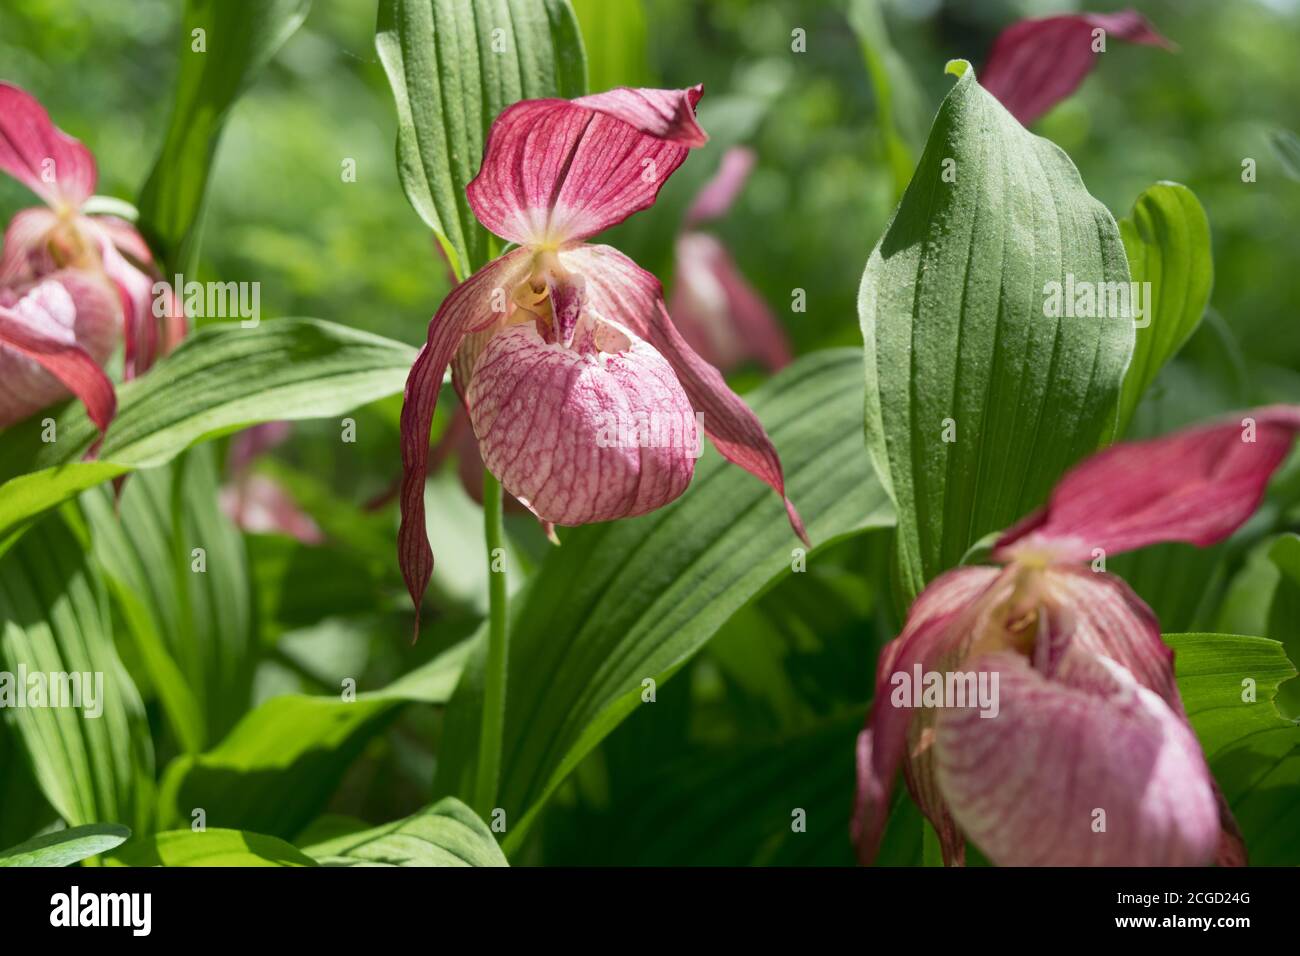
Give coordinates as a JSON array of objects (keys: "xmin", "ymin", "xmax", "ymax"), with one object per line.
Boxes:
[{"xmin": 473, "ymin": 469, "xmax": 509, "ymax": 816}]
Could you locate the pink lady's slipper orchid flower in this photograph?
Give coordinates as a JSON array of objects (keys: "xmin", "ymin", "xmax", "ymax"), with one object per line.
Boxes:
[
  {"xmin": 981, "ymin": 10, "xmax": 1173, "ymax": 126},
  {"xmin": 219, "ymin": 422, "xmax": 324, "ymax": 545},
  {"xmin": 0, "ymin": 83, "xmax": 183, "ymax": 403},
  {"xmin": 854, "ymin": 407, "xmax": 1300, "ymax": 867},
  {"xmin": 669, "ymin": 147, "xmax": 792, "ymax": 372},
  {"xmin": 399, "ymin": 87, "xmax": 807, "ymax": 624}
]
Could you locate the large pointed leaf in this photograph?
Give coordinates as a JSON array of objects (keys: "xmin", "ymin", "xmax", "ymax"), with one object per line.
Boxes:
[
  {"xmin": 1169, "ymin": 632, "xmax": 1300, "ymax": 865},
  {"xmin": 1267, "ymin": 534, "xmax": 1300, "ymax": 716},
  {"xmin": 0, "ymin": 512, "xmax": 154, "ymax": 833},
  {"xmin": 859, "ymin": 61, "xmax": 1133, "ymax": 604},
  {"xmin": 155, "ymin": 637, "xmax": 471, "ymax": 838},
  {"xmin": 0, "ymin": 823, "xmax": 131, "ymax": 867},
  {"xmin": 1115, "ymin": 182, "xmax": 1213, "ymax": 434},
  {"xmin": 115, "ymin": 828, "xmax": 317, "ymax": 867},
  {"xmin": 82, "ymin": 446, "xmax": 253, "ymax": 752},
  {"xmin": 432, "ymin": 350, "xmax": 894, "ymax": 850},
  {"xmin": 137, "ymin": 0, "xmax": 313, "ymax": 272},
  {"xmin": 302, "ymin": 798, "xmax": 506, "ymax": 867},
  {"xmin": 0, "ymin": 319, "xmax": 415, "ymax": 545},
  {"xmin": 376, "ymin": 0, "xmax": 586, "ymax": 278}
]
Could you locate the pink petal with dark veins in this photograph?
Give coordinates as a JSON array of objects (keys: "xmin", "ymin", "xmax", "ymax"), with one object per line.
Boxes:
[
  {"xmin": 466, "ymin": 86, "xmax": 706, "ymax": 247},
  {"xmin": 0, "ymin": 83, "xmax": 98, "ymax": 209},
  {"xmin": 981, "ymin": 11, "xmax": 1173, "ymax": 126},
  {"xmin": 934, "ymin": 649, "xmax": 1219, "ymax": 866},
  {"xmin": 995, "ymin": 406, "xmax": 1300, "ymax": 563},
  {"xmin": 561, "ymin": 242, "xmax": 807, "ymax": 543}
]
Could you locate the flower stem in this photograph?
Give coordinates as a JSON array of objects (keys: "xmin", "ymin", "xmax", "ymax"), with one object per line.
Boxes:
[{"xmin": 474, "ymin": 468, "xmax": 509, "ymax": 817}]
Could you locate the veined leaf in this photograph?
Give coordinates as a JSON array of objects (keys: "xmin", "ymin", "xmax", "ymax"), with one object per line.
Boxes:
[
  {"xmin": 156, "ymin": 637, "xmax": 472, "ymax": 838},
  {"xmin": 859, "ymin": 61, "xmax": 1133, "ymax": 604},
  {"xmin": 1116, "ymin": 182, "xmax": 1213, "ymax": 434},
  {"xmin": 82, "ymin": 446, "xmax": 254, "ymax": 752},
  {"xmin": 432, "ymin": 350, "xmax": 894, "ymax": 851},
  {"xmin": 0, "ymin": 319, "xmax": 415, "ymax": 544},
  {"xmin": 0, "ymin": 823, "xmax": 131, "ymax": 867},
  {"xmin": 138, "ymin": 0, "xmax": 313, "ymax": 272},
  {"xmin": 1169, "ymin": 632, "xmax": 1300, "ymax": 865},
  {"xmin": 115, "ymin": 828, "xmax": 317, "ymax": 867},
  {"xmin": 0, "ymin": 513, "xmax": 154, "ymax": 834},
  {"xmin": 572, "ymin": 0, "xmax": 650, "ymax": 92},
  {"xmin": 376, "ymin": 0, "xmax": 586, "ymax": 278},
  {"xmin": 1267, "ymin": 534, "xmax": 1300, "ymax": 717},
  {"xmin": 302, "ymin": 798, "xmax": 506, "ymax": 867}
]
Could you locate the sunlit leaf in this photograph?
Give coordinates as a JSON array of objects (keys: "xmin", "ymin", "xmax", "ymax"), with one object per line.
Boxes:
[
  {"xmin": 0, "ymin": 823, "xmax": 131, "ymax": 867},
  {"xmin": 302, "ymin": 797, "xmax": 506, "ymax": 866}
]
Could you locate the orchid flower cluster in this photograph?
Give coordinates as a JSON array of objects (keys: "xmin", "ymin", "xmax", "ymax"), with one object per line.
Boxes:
[{"xmin": 0, "ymin": 84, "xmax": 183, "ymax": 444}]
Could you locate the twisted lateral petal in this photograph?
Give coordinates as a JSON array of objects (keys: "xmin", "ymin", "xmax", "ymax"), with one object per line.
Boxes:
[
  {"xmin": 466, "ymin": 86, "xmax": 706, "ymax": 246},
  {"xmin": 995, "ymin": 407, "xmax": 1300, "ymax": 563},
  {"xmin": 0, "ymin": 272, "xmax": 117, "ymax": 439},
  {"xmin": 683, "ymin": 146, "xmax": 755, "ymax": 228},
  {"xmin": 468, "ymin": 322, "xmax": 696, "ymax": 526},
  {"xmin": 934, "ymin": 650, "xmax": 1219, "ymax": 866},
  {"xmin": 398, "ymin": 248, "xmax": 533, "ymax": 629},
  {"xmin": 0, "ymin": 83, "xmax": 98, "ymax": 209},
  {"xmin": 981, "ymin": 11, "xmax": 1172, "ymax": 126},
  {"xmin": 852, "ymin": 565, "xmax": 1005, "ymax": 864},
  {"xmin": 561, "ymin": 243, "xmax": 807, "ymax": 543},
  {"xmin": 670, "ymin": 233, "xmax": 791, "ymax": 373}
]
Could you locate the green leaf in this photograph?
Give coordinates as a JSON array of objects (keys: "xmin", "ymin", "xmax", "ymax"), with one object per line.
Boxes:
[
  {"xmin": 433, "ymin": 349, "xmax": 894, "ymax": 850},
  {"xmin": 572, "ymin": 0, "xmax": 650, "ymax": 92},
  {"xmin": 859, "ymin": 61, "xmax": 1134, "ymax": 604},
  {"xmin": 376, "ymin": 0, "xmax": 586, "ymax": 278},
  {"xmin": 137, "ymin": 0, "xmax": 313, "ymax": 272},
  {"xmin": 0, "ymin": 823, "xmax": 131, "ymax": 867},
  {"xmin": 1267, "ymin": 534, "xmax": 1300, "ymax": 717},
  {"xmin": 0, "ymin": 319, "xmax": 415, "ymax": 544},
  {"xmin": 1271, "ymin": 129, "xmax": 1300, "ymax": 182},
  {"xmin": 156, "ymin": 637, "xmax": 472, "ymax": 838},
  {"xmin": 82, "ymin": 446, "xmax": 254, "ymax": 752},
  {"xmin": 1115, "ymin": 182, "xmax": 1213, "ymax": 434},
  {"xmin": 302, "ymin": 798, "xmax": 507, "ymax": 866},
  {"xmin": 115, "ymin": 829, "xmax": 317, "ymax": 867},
  {"xmin": 1169, "ymin": 632, "xmax": 1300, "ymax": 865},
  {"xmin": 0, "ymin": 512, "xmax": 154, "ymax": 834}
]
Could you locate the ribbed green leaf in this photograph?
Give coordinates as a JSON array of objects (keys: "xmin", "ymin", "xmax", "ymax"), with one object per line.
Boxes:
[
  {"xmin": 302, "ymin": 798, "xmax": 507, "ymax": 866},
  {"xmin": 0, "ymin": 319, "xmax": 415, "ymax": 544},
  {"xmin": 376, "ymin": 0, "xmax": 586, "ymax": 278},
  {"xmin": 859, "ymin": 61, "xmax": 1133, "ymax": 604},
  {"xmin": 432, "ymin": 350, "xmax": 894, "ymax": 850},
  {"xmin": 1169, "ymin": 632, "xmax": 1300, "ymax": 866},
  {"xmin": 572, "ymin": 0, "xmax": 650, "ymax": 92},
  {"xmin": 138, "ymin": 0, "xmax": 312, "ymax": 272},
  {"xmin": 1267, "ymin": 534, "xmax": 1300, "ymax": 717},
  {"xmin": 156, "ymin": 637, "xmax": 471, "ymax": 838},
  {"xmin": 0, "ymin": 513, "xmax": 154, "ymax": 834},
  {"xmin": 0, "ymin": 823, "xmax": 131, "ymax": 867},
  {"xmin": 1116, "ymin": 182, "xmax": 1213, "ymax": 433},
  {"xmin": 115, "ymin": 828, "xmax": 317, "ymax": 867},
  {"xmin": 82, "ymin": 446, "xmax": 253, "ymax": 752}
]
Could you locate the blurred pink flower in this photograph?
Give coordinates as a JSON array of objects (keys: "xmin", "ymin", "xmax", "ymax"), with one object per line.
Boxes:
[
  {"xmin": 669, "ymin": 147, "xmax": 791, "ymax": 373},
  {"xmin": 399, "ymin": 86, "xmax": 807, "ymax": 628},
  {"xmin": 219, "ymin": 422, "xmax": 323, "ymax": 545},
  {"xmin": 981, "ymin": 10, "xmax": 1173, "ymax": 126},
  {"xmin": 854, "ymin": 407, "xmax": 1300, "ymax": 866}
]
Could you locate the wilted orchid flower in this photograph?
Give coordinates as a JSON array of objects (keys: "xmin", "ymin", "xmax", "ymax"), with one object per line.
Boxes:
[
  {"xmin": 669, "ymin": 147, "xmax": 791, "ymax": 372},
  {"xmin": 399, "ymin": 87, "xmax": 806, "ymax": 621},
  {"xmin": 981, "ymin": 10, "xmax": 1173, "ymax": 126},
  {"xmin": 0, "ymin": 83, "xmax": 183, "ymax": 390},
  {"xmin": 854, "ymin": 407, "xmax": 1300, "ymax": 867}
]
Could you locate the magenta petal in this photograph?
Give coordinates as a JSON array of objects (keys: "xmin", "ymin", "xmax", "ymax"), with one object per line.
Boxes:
[
  {"xmin": 852, "ymin": 565, "xmax": 1004, "ymax": 864},
  {"xmin": 467, "ymin": 321, "xmax": 696, "ymax": 526},
  {"xmin": 0, "ymin": 83, "xmax": 98, "ymax": 209},
  {"xmin": 0, "ymin": 273, "xmax": 117, "ymax": 441},
  {"xmin": 82, "ymin": 217, "xmax": 160, "ymax": 378},
  {"xmin": 670, "ymin": 233, "xmax": 791, "ymax": 373},
  {"xmin": 466, "ymin": 86, "xmax": 706, "ymax": 246},
  {"xmin": 683, "ymin": 146, "xmax": 755, "ymax": 228},
  {"xmin": 981, "ymin": 11, "xmax": 1173, "ymax": 126},
  {"xmin": 934, "ymin": 649, "xmax": 1218, "ymax": 866},
  {"xmin": 995, "ymin": 407, "xmax": 1300, "ymax": 563},
  {"xmin": 398, "ymin": 248, "xmax": 533, "ymax": 632},
  {"xmin": 561, "ymin": 243, "xmax": 807, "ymax": 543}
]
